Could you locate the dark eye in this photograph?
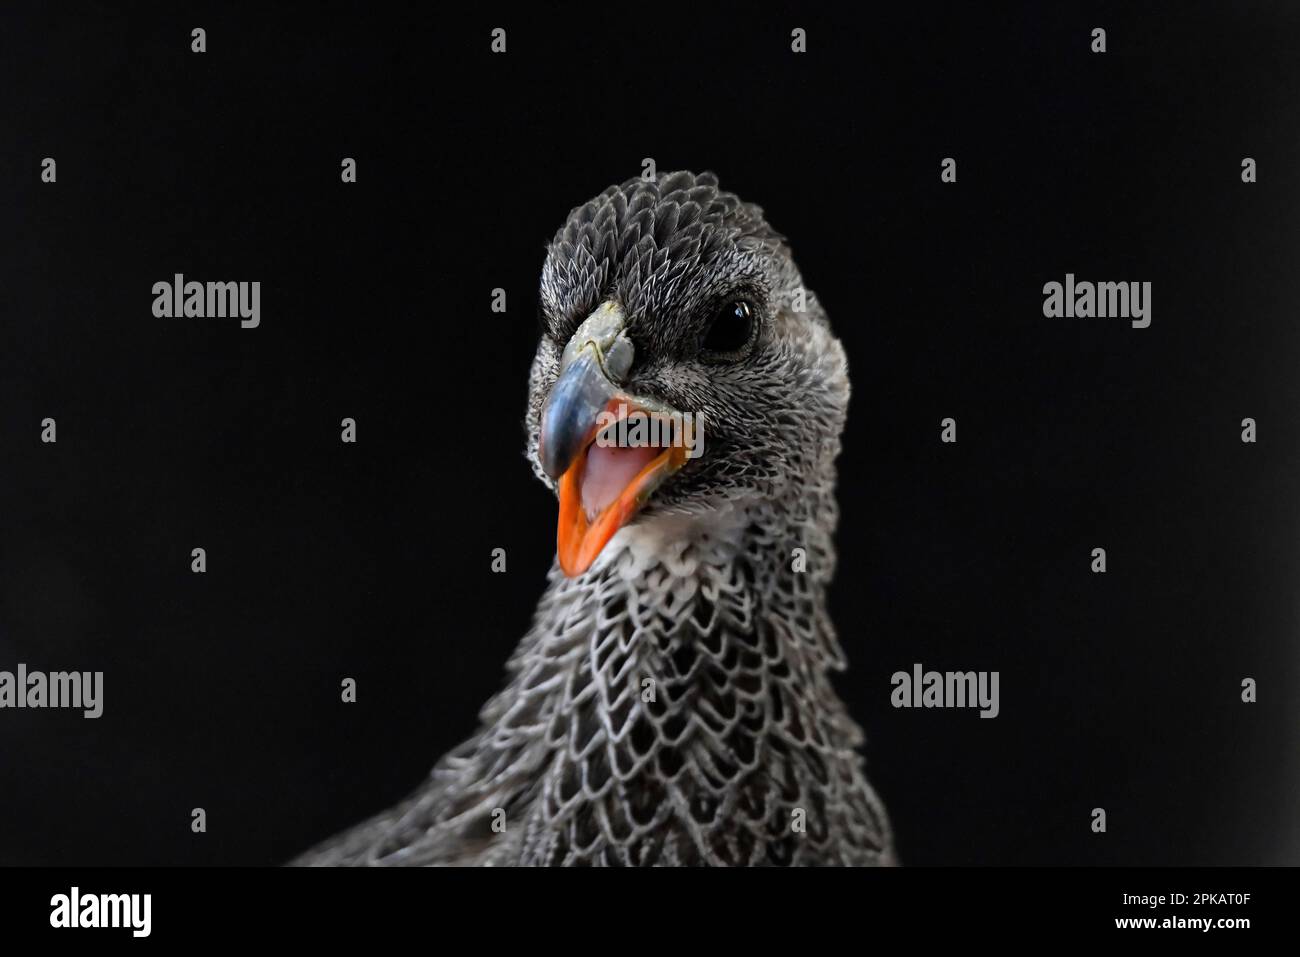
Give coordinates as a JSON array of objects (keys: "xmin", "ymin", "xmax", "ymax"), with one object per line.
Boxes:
[{"xmin": 700, "ymin": 300, "xmax": 755, "ymax": 358}]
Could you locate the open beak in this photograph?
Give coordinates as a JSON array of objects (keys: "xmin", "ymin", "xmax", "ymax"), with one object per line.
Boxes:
[{"xmin": 538, "ymin": 303, "xmax": 691, "ymax": 577}]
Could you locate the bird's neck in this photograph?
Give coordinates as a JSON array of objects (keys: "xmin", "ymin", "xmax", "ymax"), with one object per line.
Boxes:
[{"xmin": 466, "ymin": 485, "xmax": 888, "ymax": 864}]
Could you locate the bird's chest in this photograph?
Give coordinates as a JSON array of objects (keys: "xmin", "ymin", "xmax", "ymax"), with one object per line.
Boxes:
[{"xmin": 505, "ymin": 575, "xmax": 870, "ymax": 865}]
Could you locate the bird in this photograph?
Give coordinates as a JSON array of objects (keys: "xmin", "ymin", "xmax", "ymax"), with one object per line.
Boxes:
[{"xmin": 293, "ymin": 170, "xmax": 895, "ymax": 866}]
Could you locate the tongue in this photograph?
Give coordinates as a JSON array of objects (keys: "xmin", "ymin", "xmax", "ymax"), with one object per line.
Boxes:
[{"xmin": 580, "ymin": 442, "xmax": 661, "ymax": 521}]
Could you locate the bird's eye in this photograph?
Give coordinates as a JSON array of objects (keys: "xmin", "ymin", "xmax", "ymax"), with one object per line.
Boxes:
[{"xmin": 700, "ymin": 300, "xmax": 755, "ymax": 359}]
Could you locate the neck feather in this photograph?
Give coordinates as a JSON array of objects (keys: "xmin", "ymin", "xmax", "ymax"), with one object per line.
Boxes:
[{"xmin": 445, "ymin": 486, "xmax": 891, "ymax": 865}]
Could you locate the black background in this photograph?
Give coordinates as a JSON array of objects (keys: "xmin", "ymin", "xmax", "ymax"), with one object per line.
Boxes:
[{"xmin": 1, "ymin": 3, "xmax": 1297, "ymax": 866}]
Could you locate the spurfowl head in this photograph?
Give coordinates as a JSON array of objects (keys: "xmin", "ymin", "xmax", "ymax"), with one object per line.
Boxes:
[{"xmin": 526, "ymin": 170, "xmax": 849, "ymax": 576}]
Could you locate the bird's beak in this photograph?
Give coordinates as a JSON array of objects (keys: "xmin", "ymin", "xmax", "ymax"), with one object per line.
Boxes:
[{"xmin": 539, "ymin": 302, "xmax": 691, "ymax": 577}]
